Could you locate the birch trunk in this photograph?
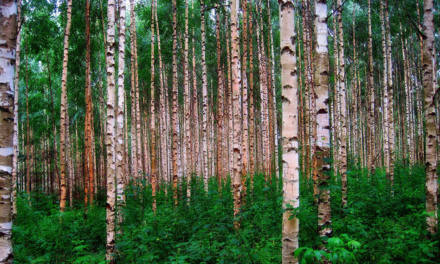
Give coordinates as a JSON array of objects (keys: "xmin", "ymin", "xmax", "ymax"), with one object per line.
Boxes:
[
  {"xmin": 422, "ymin": 0, "xmax": 438, "ymax": 235},
  {"xmin": 241, "ymin": 0, "xmax": 249, "ymax": 180},
  {"xmin": 367, "ymin": 0, "xmax": 375, "ymax": 171},
  {"xmin": 183, "ymin": 0, "xmax": 191, "ymax": 183},
  {"xmin": 105, "ymin": 0, "xmax": 116, "ymax": 260},
  {"xmin": 256, "ymin": 7, "xmax": 269, "ymax": 176},
  {"xmin": 315, "ymin": 0, "xmax": 332, "ymax": 239},
  {"xmin": 385, "ymin": 0, "xmax": 394, "ymax": 182},
  {"xmin": 279, "ymin": 1, "xmax": 299, "ymax": 262},
  {"xmin": 12, "ymin": 0, "xmax": 21, "ymax": 218},
  {"xmin": 191, "ymin": 28, "xmax": 200, "ymax": 179},
  {"xmin": 216, "ymin": 4, "xmax": 225, "ymax": 183},
  {"xmin": 201, "ymin": 0, "xmax": 209, "ymax": 189},
  {"xmin": 130, "ymin": 0, "xmax": 138, "ymax": 177},
  {"xmin": 231, "ymin": 0, "xmax": 242, "ymax": 229},
  {"xmin": 116, "ymin": 0, "xmax": 127, "ymax": 225},
  {"xmin": 59, "ymin": 0, "xmax": 72, "ymax": 211},
  {"xmin": 150, "ymin": 0, "xmax": 158, "ymax": 212},
  {"xmin": 171, "ymin": 0, "xmax": 179, "ymax": 205},
  {"xmin": 0, "ymin": 0, "xmax": 17, "ymax": 261},
  {"xmin": 248, "ymin": 0, "xmax": 255, "ymax": 178},
  {"xmin": 336, "ymin": 0, "xmax": 347, "ymax": 206},
  {"xmin": 155, "ymin": 3, "xmax": 168, "ymax": 184}
]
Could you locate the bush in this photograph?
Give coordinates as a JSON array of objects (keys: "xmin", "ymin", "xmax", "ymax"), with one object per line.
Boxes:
[{"xmin": 13, "ymin": 165, "xmax": 439, "ymax": 263}]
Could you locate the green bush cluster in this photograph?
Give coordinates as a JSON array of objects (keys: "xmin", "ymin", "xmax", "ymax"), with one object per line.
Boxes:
[{"xmin": 13, "ymin": 165, "xmax": 439, "ymax": 263}]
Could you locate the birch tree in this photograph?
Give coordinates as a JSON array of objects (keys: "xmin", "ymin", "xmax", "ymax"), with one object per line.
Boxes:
[
  {"xmin": 314, "ymin": 0, "xmax": 331, "ymax": 239},
  {"xmin": 422, "ymin": 0, "xmax": 438, "ymax": 235},
  {"xmin": 231, "ymin": 0, "xmax": 242, "ymax": 229},
  {"xmin": 105, "ymin": 0, "xmax": 117, "ymax": 260},
  {"xmin": 0, "ymin": 0, "xmax": 17, "ymax": 261},
  {"xmin": 279, "ymin": 0, "xmax": 299, "ymax": 262},
  {"xmin": 59, "ymin": 0, "xmax": 72, "ymax": 212}
]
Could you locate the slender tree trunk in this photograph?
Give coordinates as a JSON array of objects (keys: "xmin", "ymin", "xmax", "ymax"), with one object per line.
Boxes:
[
  {"xmin": 201, "ymin": 0, "xmax": 209, "ymax": 189},
  {"xmin": 130, "ymin": 0, "xmax": 138, "ymax": 177},
  {"xmin": 336, "ymin": 0, "xmax": 347, "ymax": 206},
  {"xmin": 315, "ymin": 0, "xmax": 332, "ymax": 239},
  {"xmin": 12, "ymin": 0, "xmax": 21, "ymax": 218},
  {"xmin": 66, "ymin": 111, "xmax": 73, "ymax": 207},
  {"xmin": 150, "ymin": 0, "xmax": 158, "ymax": 212},
  {"xmin": 24, "ymin": 53, "xmax": 30, "ymax": 194},
  {"xmin": 226, "ymin": 12, "xmax": 234, "ymax": 178},
  {"xmin": 279, "ymin": 1, "xmax": 299, "ymax": 262},
  {"xmin": 183, "ymin": 0, "xmax": 191, "ymax": 187},
  {"xmin": 0, "ymin": 0, "xmax": 17, "ymax": 261},
  {"xmin": 422, "ymin": 0, "xmax": 438, "ymax": 235},
  {"xmin": 191, "ymin": 27, "xmax": 200, "ymax": 180},
  {"xmin": 105, "ymin": 0, "xmax": 117, "ymax": 260},
  {"xmin": 248, "ymin": 0, "xmax": 255, "ymax": 178},
  {"xmin": 385, "ymin": 0, "xmax": 394, "ymax": 182},
  {"xmin": 84, "ymin": 0, "xmax": 94, "ymax": 206},
  {"xmin": 155, "ymin": 2, "xmax": 168, "ymax": 185},
  {"xmin": 240, "ymin": 0, "xmax": 249, "ymax": 180},
  {"xmin": 367, "ymin": 0, "xmax": 375, "ymax": 171},
  {"xmin": 133, "ymin": 5, "xmax": 141, "ymax": 178},
  {"xmin": 216, "ymin": 4, "xmax": 225, "ymax": 184},
  {"xmin": 59, "ymin": 0, "xmax": 72, "ymax": 212},
  {"xmin": 256, "ymin": 5, "xmax": 269, "ymax": 176},
  {"xmin": 303, "ymin": 0, "xmax": 313, "ymax": 178},
  {"xmin": 267, "ymin": 0, "xmax": 278, "ymax": 177},
  {"xmin": 116, "ymin": 0, "xmax": 127, "ymax": 226},
  {"xmin": 400, "ymin": 23, "xmax": 412, "ymax": 163},
  {"xmin": 331, "ymin": 10, "xmax": 339, "ymax": 175},
  {"xmin": 231, "ymin": 0, "xmax": 242, "ymax": 229},
  {"xmin": 171, "ymin": 0, "xmax": 179, "ymax": 205}
]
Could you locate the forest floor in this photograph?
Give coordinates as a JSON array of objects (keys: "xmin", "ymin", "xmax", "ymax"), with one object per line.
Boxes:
[{"xmin": 13, "ymin": 165, "xmax": 440, "ymax": 263}]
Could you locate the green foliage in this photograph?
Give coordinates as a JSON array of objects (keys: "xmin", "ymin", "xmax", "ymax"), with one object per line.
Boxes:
[
  {"xmin": 295, "ymin": 234, "xmax": 360, "ymax": 264},
  {"xmin": 117, "ymin": 174, "xmax": 282, "ymax": 264},
  {"xmin": 13, "ymin": 166, "xmax": 439, "ymax": 263},
  {"xmin": 13, "ymin": 194, "xmax": 105, "ymax": 263}
]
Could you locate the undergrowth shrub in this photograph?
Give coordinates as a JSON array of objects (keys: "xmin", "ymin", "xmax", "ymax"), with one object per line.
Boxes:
[{"xmin": 12, "ymin": 165, "xmax": 439, "ymax": 263}]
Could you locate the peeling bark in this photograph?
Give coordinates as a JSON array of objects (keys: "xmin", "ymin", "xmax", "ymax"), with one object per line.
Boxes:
[{"xmin": 279, "ymin": 1, "xmax": 299, "ymax": 262}]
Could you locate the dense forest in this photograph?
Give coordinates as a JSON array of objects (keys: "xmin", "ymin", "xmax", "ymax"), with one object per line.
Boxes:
[{"xmin": 0, "ymin": 0, "xmax": 439, "ymax": 263}]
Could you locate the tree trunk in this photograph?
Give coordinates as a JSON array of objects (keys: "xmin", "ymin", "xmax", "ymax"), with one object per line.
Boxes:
[
  {"xmin": 24, "ymin": 53, "xmax": 30, "ymax": 194},
  {"xmin": 155, "ymin": 2, "xmax": 168, "ymax": 185},
  {"xmin": 279, "ymin": 1, "xmax": 299, "ymax": 262},
  {"xmin": 267, "ymin": 0, "xmax": 278, "ymax": 178},
  {"xmin": 116, "ymin": 0, "xmax": 127, "ymax": 225},
  {"xmin": 191, "ymin": 27, "xmax": 200, "ymax": 182},
  {"xmin": 241, "ymin": 0, "xmax": 249, "ymax": 181},
  {"xmin": 150, "ymin": 0, "xmax": 158, "ymax": 212},
  {"xmin": 336, "ymin": 0, "xmax": 347, "ymax": 206},
  {"xmin": 385, "ymin": 0, "xmax": 394, "ymax": 182},
  {"xmin": 84, "ymin": 0, "xmax": 94, "ymax": 206},
  {"xmin": 216, "ymin": 4, "xmax": 225, "ymax": 184},
  {"xmin": 314, "ymin": 0, "xmax": 332, "ymax": 239},
  {"xmin": 59, "ymin": 0, "xmax": 72, "ymax": 212},
  {"xmin": 226, "ymin": 13, "xmax": 233, "ymax": 178},
  {"xmin": 201, "ymin": 0, "xmax": 209, "ymax": 189},
  {"xmin": 248, "ymin": 0, "xmax": 255, "ymax": 179},
  {"xmin": 12, "ymin": 0, "xmax": 21, "ymax": 218},
  {"xmin": 0, "ymin": 0, "xmax": 17, "ymax": 261},
  {"xmin": 171, "ymin": 0, "xmax": 179, "ymax": 205},
  {"xmin": 422, "ymin": 0, "xmax": 438, "ymax": 235},
  {"xmin": 256, "ymin": 5, "xmax": 269, "ymax": 176},
  {"xmin": 183, "ymin": 0, "xmax": 191, "ymax": 188},
  {"xmin": 367, "ymin": 0, "xmax": 375, "ymax": 171},
  {"xmin": 230, "ymin": 0, "xmax": 242, "ymax": 229},
  {"xmin": 105, "ymin": 0, "xmax": 117, "ymax": 261}
]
